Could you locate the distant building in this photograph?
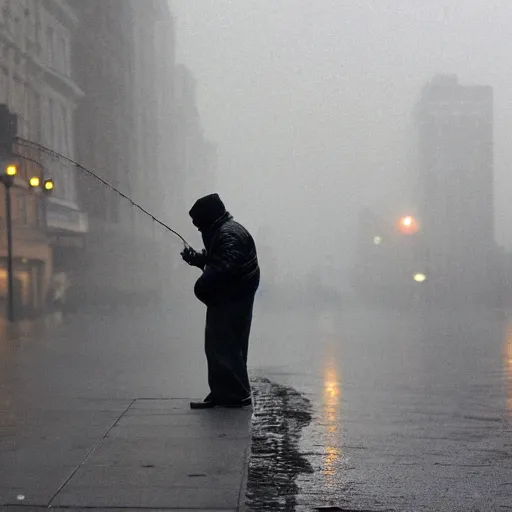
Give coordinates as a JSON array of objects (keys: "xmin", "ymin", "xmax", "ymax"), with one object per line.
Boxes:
[
  {"xmin": 415, "ymin": 74, "xmax": 496, "ymax": 298},
  {"xmin": 0, "ymin": 0, "xmax": 85, "ymax": 317},
  {"xmin": 69, "ymin": 0, "xmax": 184, "ymax": 308},
  {"xmin": 174, "ymin": 64, "xmax": 217, "ymax": 208}
]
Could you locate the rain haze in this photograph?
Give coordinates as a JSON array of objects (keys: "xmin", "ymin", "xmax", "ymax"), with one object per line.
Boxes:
[
  {"xmin": 1, "ymin": 1, "xmax": 512, "ymax": 510},
  {"xmin": 171, "ymin": 0, "xmax": 512, "ymax": 287}
]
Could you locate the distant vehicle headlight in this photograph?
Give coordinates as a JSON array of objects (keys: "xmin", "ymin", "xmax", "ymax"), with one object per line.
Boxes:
[{"xmin": 413, "ymin": 273, "xmax": 427, "ymax": 283}]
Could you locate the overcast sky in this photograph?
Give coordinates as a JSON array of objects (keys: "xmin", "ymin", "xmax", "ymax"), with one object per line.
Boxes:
[{"xmin": 170, "ymin": 0, "xmax": 512, "ymax": 282}]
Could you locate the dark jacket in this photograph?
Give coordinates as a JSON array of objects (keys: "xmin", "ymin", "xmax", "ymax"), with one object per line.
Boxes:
[{"xmin": 189, "ymin": 195, "xmax": 260, "ymax": 306}]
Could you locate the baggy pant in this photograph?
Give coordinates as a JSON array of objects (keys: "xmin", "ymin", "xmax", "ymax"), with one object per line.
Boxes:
[{"xmin": 205, "ymin": 294, "xmax": 255, "ymax": 404}]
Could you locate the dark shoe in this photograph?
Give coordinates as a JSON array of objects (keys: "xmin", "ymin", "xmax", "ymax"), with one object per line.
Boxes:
[
  {"xmin": 190, "ymin": 399, "xmax": 216, "ymax": 409},
  {"xmin": 190, "ymin": 394, "xmax": 216, "ymax": 409},
  {"xmin": 219, "ymin": 396, "xmax": 253, "ymax": 408}
]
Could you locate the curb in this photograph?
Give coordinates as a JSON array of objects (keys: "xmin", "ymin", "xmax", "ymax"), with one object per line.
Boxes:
[{"xmin": 237, "ymin": 417, "xmax": 252, "ymax": 511}]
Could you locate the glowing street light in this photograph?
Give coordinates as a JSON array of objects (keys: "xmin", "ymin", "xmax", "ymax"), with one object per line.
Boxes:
[
  {"xmin": 0, "ymin": 159, "xmax": 53, "ymax": 322},
  {"xmin": 0, "ymin": 162, "xmax": 20, "ymax": 322},
  {"xmin": 413, "ymin": 273, "xmax": 427, "ymax": 283},
  {"xmin": 373, "ymin": 236, "xmax": 383, "ymax": 245},
  {"xmin": 398, "ymin": 215, "xmax": 419, "ymax": 235},
  {"xmin": 5, "ymin": 164, "xmax": 17, "ymax": 176},
  {"xmin": 29, "ymin": 176, "xmax": 41, "ymax": 188}
]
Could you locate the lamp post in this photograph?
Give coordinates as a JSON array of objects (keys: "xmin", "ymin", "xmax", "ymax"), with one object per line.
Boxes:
[
  {"xmin": 0, "ymin": 162, "xmax": 55, "ymax": 322},
  {"xmin": 1, "ymin": 105, "xmax": 54, "ymax": 322},
  {"xmin": 0, "ymin": 163, "xmax": 18, "ymax": 322}
]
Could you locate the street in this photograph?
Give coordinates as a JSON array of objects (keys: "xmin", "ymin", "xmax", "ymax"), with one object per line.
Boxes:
[
  {"xmin": 249, "ymin": 303, "xmax": 512, "ymax": 511},
  {"xmin": 1, "ymin": 300, "xmax": 512, "ymax": 511}
]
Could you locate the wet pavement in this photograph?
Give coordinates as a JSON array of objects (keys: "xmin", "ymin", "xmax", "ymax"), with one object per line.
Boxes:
[
  {"xmin": 248, "ymin": 305, "xmax": 512, "ymax": 511},
  {"xmin": 1, "ymin": 301, "xmax": 512, "ymax": 511},
  {"xmin": 246, "ymin": 378, "xmax": 314, "ymax": 511}
]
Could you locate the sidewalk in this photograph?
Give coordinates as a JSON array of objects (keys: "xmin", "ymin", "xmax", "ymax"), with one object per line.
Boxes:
[{"xmin": 0, "ymin": 398, "xmax": 252, "ymax": 511}]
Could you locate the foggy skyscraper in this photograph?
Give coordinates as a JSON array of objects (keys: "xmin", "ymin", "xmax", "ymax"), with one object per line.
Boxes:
[{"xmin": 415, "ymin": 74, "xmax": 495, "ymax": 297}]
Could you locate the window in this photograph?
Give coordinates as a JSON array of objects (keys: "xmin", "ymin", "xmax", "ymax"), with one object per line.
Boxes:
[
  {"xmin": 59, "ymin": 35, "xmax": 67, "ymax": 75},
  {"xmin": 29, "ymin": 90, "xmax": 41, "ymax": 143},
  {"xmin": 46, "ymin": 97, "xmax": 54, "ymax": 148},
  {"xmin": 0, "ymin": 69, "xmax": 7, "ymax": 103},
  {"xmin": 46, "ymin": 25, "xmax": 54, "ymax": 67},
  {"xmin": 59, "ymin": 103, "xmax": 68, "ymax": 155},
  {"xmin": 16, "ymin": 191, "xmax": 28, "ymax": 225}
]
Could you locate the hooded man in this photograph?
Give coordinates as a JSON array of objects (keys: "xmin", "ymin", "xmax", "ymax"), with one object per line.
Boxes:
[{"xmin": 181, "ymin": 193, "xmax": 260, "ymax": 409}]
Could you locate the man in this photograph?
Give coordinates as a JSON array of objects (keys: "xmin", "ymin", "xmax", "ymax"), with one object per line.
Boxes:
[{"xmin": 181, "ymin": 193, "xmax": 260, "ymax": 409}]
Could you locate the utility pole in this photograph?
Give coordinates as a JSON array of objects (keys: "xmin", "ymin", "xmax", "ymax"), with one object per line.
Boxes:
[{"xmin": 0, "ymin": 104, "xmax": 18, "ymax": 322}]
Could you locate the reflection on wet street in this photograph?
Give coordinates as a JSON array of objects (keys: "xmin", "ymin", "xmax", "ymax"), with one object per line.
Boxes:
[
  {"xmin": 248, "ymin": 304, "xmax": 512, "ymax": 511},
  {"xmin": 321, "ymin": 360, "xmax": 341, "ymax": 486},
  {"xmin": 2, "ymin": 302, "xmax": 512, "ymax": 511},
  {"xmin": 506, "ymin": 324, "xmax": 512, "ymax": 415}
]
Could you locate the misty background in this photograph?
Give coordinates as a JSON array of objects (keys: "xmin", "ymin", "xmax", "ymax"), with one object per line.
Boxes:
[{"xmin": 171, "ymin": 0, "xmax": 512, "ymax": 288}]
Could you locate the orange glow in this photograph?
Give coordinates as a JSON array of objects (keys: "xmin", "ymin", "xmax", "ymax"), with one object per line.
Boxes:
[
  {"xmin": 322, "ymin": 361, "xmax": 341, "ymax": 481},
  {"xmin": 398, "ymin": 215, "xmax": 419, "ymax": 235},
  {"xmin": 323, "ymin": 446, "xmax": 341, "ymax": 477},
  {"xmin": 506, "ymin": 325, "xmax": 512, "ymax": 414}
]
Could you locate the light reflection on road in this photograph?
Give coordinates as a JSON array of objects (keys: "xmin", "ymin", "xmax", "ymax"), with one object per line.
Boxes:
[
  {"xmin": 506, "ymin": 323, "xmax": 512, "ymax": 414},
  {"xmin": 322, "ymin": 362, "xmax": 341, "ymax": 481},
  {"xmin": 319, "ymin": 310, "xmax": 342, "ymax": 485}
]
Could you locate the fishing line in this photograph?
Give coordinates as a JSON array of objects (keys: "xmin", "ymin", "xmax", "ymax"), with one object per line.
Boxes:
[{"xmin": 14, "ymin": 137, "xmax": 192, "ymax": 247}]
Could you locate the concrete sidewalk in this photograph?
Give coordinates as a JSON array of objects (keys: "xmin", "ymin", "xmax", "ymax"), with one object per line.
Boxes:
[{"xmin": 0, "ymin": 398, "xmax": 252, "ymax": 511}]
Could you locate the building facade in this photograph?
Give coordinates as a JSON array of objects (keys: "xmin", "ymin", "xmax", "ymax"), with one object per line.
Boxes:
[
  {"xmin": 0, "ymin": 0, "xmax": 85, "ymax": 318},
  {"xmin": 174, "ymin": 64, "xmax": 217, "ymax": 209},
  {"xmin": 415, "ymin": 74, "xmax": 496, "ymax": 299},
  {"xmin": 69, "ymin": 0, "xmax": 186, "ymax": 308}
]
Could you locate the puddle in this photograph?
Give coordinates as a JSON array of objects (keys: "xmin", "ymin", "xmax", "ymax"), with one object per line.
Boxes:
[{"xmin": 246, "ymin": 377, "xmax": 314, "ymax": 511}]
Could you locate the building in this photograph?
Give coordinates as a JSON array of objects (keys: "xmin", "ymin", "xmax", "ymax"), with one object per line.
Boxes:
[
  {"xmin": 69, "ymin": 0, "xmax": 187, "ymax": 309},
  {"xmin": 414, "ymin": 74, "xmax": 496, "ymax": 299},
  {"xmin": 0, "ymin": 0, "xmax": 85, "ymax": 318},
  {"xmin": 174, "ymin": 64, "xmax": 217, "ymax": 208}
]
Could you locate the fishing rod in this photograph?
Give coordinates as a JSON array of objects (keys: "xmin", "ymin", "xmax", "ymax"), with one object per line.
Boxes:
[
  {"xmin": 144, "ymin": 213, "xmax": 191, "ymax": 248},
  {"xmin": 14, "ymin": 137, "xmax": 192, "ymax": 248}
]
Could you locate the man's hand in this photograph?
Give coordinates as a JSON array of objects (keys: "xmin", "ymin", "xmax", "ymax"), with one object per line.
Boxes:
[{"xmin": 181, "ymin": 246, "xmax": 206, "ymax": 268}]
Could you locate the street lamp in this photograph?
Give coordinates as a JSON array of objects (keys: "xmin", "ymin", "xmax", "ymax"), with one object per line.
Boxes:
[
  {"xmin": 0, "ymin": 162, "xmax": 18, "ymax": 322},
  {"xmin": 29, "ymin": 176, "xmax": 54, "ymax": 194},
  {"xmin": 29, "ymin": 176, "xmax": 41, "ymax": 188},
  {"xmin": 0, "ymin": 163, "xmax": 54, "ymax": 322},
  {"xmin": 43, "ymin": 179, "xmax": 54, "ymax": 192}
]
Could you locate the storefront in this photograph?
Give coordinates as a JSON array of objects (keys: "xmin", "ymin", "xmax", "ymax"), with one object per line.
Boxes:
[{"xmin": 0, "ymin": 238, "xmax": 52, "ymax": 319}]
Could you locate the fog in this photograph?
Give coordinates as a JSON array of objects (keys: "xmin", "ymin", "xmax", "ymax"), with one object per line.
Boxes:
[
  {"xmin": 3, "ymin": 3, "xmax": 512, "ymax": 509},
  {"xmin": 171, "ymin": 0, "xmax": 512, "ymax": 290}
]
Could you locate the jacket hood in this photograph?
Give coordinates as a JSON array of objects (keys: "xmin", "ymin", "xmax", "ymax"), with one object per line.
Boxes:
[{"xmin": 189, "ymin": 193, "xmax": 227, "ymax": 232}]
